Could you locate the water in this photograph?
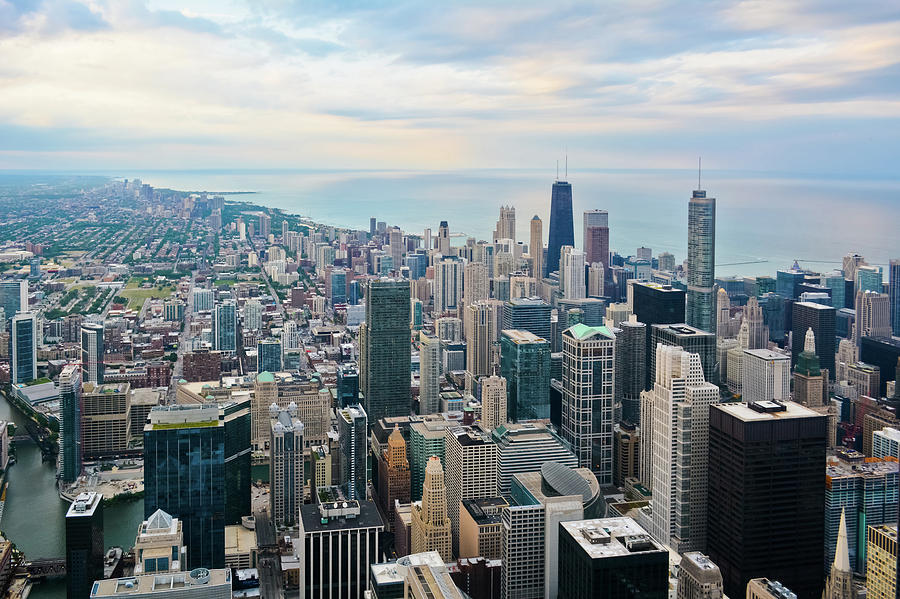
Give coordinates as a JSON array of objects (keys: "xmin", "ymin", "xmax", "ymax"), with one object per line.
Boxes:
[
  {"xmin": 113, "ymin": 168, "xmax": 900, "ymax": 278},
  {"xmin": 0, "ymin": 396, "xmax": 144, "ymax": 599}
]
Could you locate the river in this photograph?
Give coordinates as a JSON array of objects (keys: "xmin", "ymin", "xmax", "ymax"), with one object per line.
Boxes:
[{"xmin": 0, "ymin": 395, "xmax": 144, "ymax": 599}]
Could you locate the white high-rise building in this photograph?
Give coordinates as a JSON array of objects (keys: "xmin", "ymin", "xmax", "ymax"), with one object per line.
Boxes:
[
  {"xmin": 494, "ymin": 206, "xmax": 516, "ymax": 242},
  {"xmin": 642, "ymin": 343, "xmax": 718, "ymax": 552},
  {"xmin": 419, "ymin": 333, "xmax": 442, "ymax": 415},
  {"xmin": 561, "ymin": 324, "xmax": 616, "ymax": 483},
  {"xmin": 244, "ymin": 299, "xmax": 262, "ymax": 331},
  {"xmin": 855, "ymin": 290, "xmax": 892, "ymax": 346},
  {"xmin": 282, "ymin": 320, "xmax": 301, "ymax": 350},
  {"xmin": 463, "ymin": 261, "xmax": 489, "ymax": 307},
  {"xmin": 270, "ymin": 408, "xmax": 304, "ymax": 527},
  {"xmin": 445, "ymin": 426, "xmax": 497, "ymax": 556},
  {"xmin": 434, "ymin": 257, "xmax": 464, "ymax": 315},
  {"xmin": 588, "ymin": 262, "xmax": 605, "ymax": 297},
  {"xmin": 192, "ymin": 288, "xmax": 214, "ymax": 312},
  {"xmin": 561, "ymin": 246, "xmax": 586, "ymax": 300},
  {"xmin": 741, "ymin": 349, "xmax": 790, "ymax": 404},
  {"xmin": 479, "ymin": 375, "xmax": 507, "ymax": 432},
  {"xmin": 464, "ymin": 300, "xmax": 502, "ymax": 386}
]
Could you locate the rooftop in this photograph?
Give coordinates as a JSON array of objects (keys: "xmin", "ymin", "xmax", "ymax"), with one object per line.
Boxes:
[
  {"xmin": 370, "ymin": 551, "xmax": 446, "ymax": 586},
  {"xmin": 67, "ymin": 491, "xmax": 102, "ymax": 518},
  {"xmin": 713, "ymin": 400, "xmax": 823, "ymax": 422},
  {"xmin": 565, "ymin": 323, "xmax": 614, "ymax": 341},
  {"xmin": 560, "ymin": 517, "xmax": 665, "ymax": 559},
  {"xmin": 299, "ymin": 498, "xmax": 384, "ymax": 533},
  {"xmin": 501, "ymin": 329, "xmax": 548, "ymax": 344},
  {"xmin": 90, "ymin": 569, "xmax": 232, "ymax": 597},
  {"xmin": 462, "ymin": 497, "xmax": 508, "ymax": 525},
  {"xmin": 795, "ymin": 301, "xmax": 835, "ymax": 311},
  {"xmin": 744, "ymin": 348, "xmax": 791, "ymax": 361}
]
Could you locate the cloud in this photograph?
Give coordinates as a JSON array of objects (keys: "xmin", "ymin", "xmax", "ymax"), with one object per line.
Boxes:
[{"xmin": 0, "ymin": 0, "xmax": 898, "ymax": 173}]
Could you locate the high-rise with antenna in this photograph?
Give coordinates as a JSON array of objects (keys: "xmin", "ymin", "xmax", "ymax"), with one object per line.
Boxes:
[
  {"xmin": 687, "ymin": 158, "xmax": 717, "ymax": 334},
  {"xmin": 547, "ymin": 161, "xmax": 574, "ymax": 278}
]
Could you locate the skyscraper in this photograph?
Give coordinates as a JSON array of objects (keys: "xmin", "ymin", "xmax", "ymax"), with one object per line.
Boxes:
[
  {"xmin": 856, "ymin": 291, "xmax": 892, "ymax": 346},
  {"xmin": 376, "ymin": 425, "xmax": 410, "ymax": 531},
  {"xmin": 546, "ymin": 179, "xmax": 574, "ymax": 277},
  {"xmin": 10, "ymin": 312, "xmax": 36, "ymax": 384},
  {"xmin": 792, "ymin": 301, "xmax": 836, "ymax": 381},
  {"xmin": 223, "ymin": 399, "xmax": 251, "ymax": 526},
  {"xmin": 561, "ymin": 323, "xmax": 616, "ymax": 483},
  {"xmin": 494, "ymin": 205, "xmax": 516, "ymax": 242},
  {"xmin": 707, "ymin": 401, "xmax": 827, "ymax": 599},
  {"xmin": 0, "ymin": 279, "xmax": 27, "ymax": 325},
  {"xmin": 744, "ymin": 296, "xmax": 769, "ymax": 349},
  {"xmin": 80, "ymin": 322, "xmax": 105, "ymax": 384},
  {"xmin": 438, "ymin": 220, "xmax": 451, "ymax": 256},
  {"xmin": 583, "ymin": 209, "xmax": 610, "ymax": 272},
  {"xmin": 269, "ymin": 407, "xmax": 303, "ymax": 528},
  {"xmin": 503, "ymin": 296, "xmax": 552, "ymax": 342},
  {"xmin": 631, "ymin": 281, "xmax": 686, "ymax": 389},
  {"xmin": 144, "ymin": 404, "xmax": 226, "ymax": 570},
  {"xmin": 60, "ymin": 364, "xmax": 82, "ymax": 484},
  {"xmin": 462, "ymin": 261, "xmax": 489, "ymax": 308},
  {"xmin": 445, "ymin": 426, "xmax": 497, "ymax": 556},
  {"xmin": 493, "ymin": 421, "xmax": 578, "ymax": 498},
  {"xmin": 890, "ymin": 259, "xmax": 900, "ymax": 336},
  {"xmin": 360, "ymin": 279, "xmax": 411, "ymax": 423},
  {"xmin": 66, "ymin": 491, "xmax": 104, "ymax": 599},
  {"xmin": 530, "ymin": 216, "xmax": 544, "ymax": 282},
  {"xmin": 615, "ymin": 318, "xmax": 647, "ymax": 424},
  {"xmin": 419, "ymin": 332, "xmax": 442, "ymax": 415},
  {"xmin": 678, "ymin": 553, "xmax": 725, "ymax": 599},
  {"xmin": 741, "ymin": 349, "xmax": 791, "ymax": 404},
  {"xmin": 411, "ymin": 456, "xmax": 453, "ymax": 561},
  {"xmin": 649, "ymin": 323, "xmax": 717, "ymax": 386},
  {"xmin": 642, "ymin": 344, "xmax": 718, "ymax": 552},
  {"xmin": 561, "ymin": 247, "xmax": 586, "ymax": 300},
  {"xmin": 213, "ymin": 300, "xmax": 237, "ymax": 352},
  {"xmin": 339, "ymin": 405, "xmax": 368, "ymax": 501},
  {"xmin": 257, "ymin": 338, "xmax": 282, "ymax": 373},
  {"xmin": 500, "ymin": 329, "xmax": 551, "ymax": 422},
  {"xmin": 687, "ymin": 184, "xmax": 716, "ymax": 334},
  {"xmin": 794, "ymin": 328, "xmax": 826, "ymax": 407},
  {"xmin": 463, "ymin": 300, "xmax": 502, "ymax": 385},
  {"xmin": 480, "ymin": 375, "xmax": 507, "ymax": 432}
]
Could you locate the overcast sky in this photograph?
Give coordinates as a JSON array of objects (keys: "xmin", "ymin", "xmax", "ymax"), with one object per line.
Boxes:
[{"xmin": 1, "ymin": 0, "xmax": 899, "ymax": 175}]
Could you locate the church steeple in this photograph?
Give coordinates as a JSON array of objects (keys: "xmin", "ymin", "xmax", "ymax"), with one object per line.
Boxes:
[{"xmin": 824, "ymin": 509, "xmax": 856, "ymax": 599}]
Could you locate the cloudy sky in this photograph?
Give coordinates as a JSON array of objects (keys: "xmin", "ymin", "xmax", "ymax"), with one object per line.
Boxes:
[{"xmin": 1, "ymin": 0, "xmax": 899, "ymax": 175}]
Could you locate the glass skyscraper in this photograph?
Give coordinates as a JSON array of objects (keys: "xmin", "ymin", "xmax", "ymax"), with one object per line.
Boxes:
[
  {"xmin": 80, "ymin": 322, "xmax": 105, "ymax": 384},
  {"xmin": 0, "ymin": 279, "xmax": 27, "ymax": 326},
  {"xmin": 257, "ymin": 338, "xmax": 283, "ymax": 373},
  {"xmin": 500, "ymin": 329, "xmax": 551, "ymax": 421},
  {"xmin": 687, "ymin": 188, "xmax": 716, "ymax": 334},
  {"xmin": 502, "ymin": 297, "xmax": 552, "ymax": 342},
  {"xmin": 359, "ymin": 279, "xmax": 411, "ymax": 423},
  {"xmin": 546, "ymin": 180, "xmax": 574, "ymax": 277},
  {"xmin": 890, "ymin": 259, "xmax": 900, "ymax": 336},
  {"xmin": 338, "ymin": 405, "xmax": 368, "ymax": 501},
  {"xmin": 11, "ymin": 312, "xmax": 36, "ymax": 384},
  {"xmin": 144, "ymin": 405, "xmax": 226, "ymax": 570},
  {"xmin": 213, "ymin": 300, "xmax": 237, "ymax": 352},
  {"xmin": 223, "ymin": 399, "xmax": 252, "ymax": 525},
  {"xmin": 60, "ymin": 364, "xmax": 82, "ymax": 484}
]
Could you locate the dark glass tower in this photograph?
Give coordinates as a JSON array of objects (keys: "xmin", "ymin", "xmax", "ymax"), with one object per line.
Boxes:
[
  {"xmin": 144, "ymin": 405, "xmax": 226, "ymax": 569},
  {"xmin": 338, "ymin": 405, "xmax": 368, "ymax": 501},
  {"xmin": 791, "ymin": 301, "xmax": 836, "ymax": 381},
  {"xmin": 500, "ymin": 329, "xmax": 551, "ymax": 421},
  {"xmin": 60, "ymin": 364, "xmax": 82, "ymax": 484},
  {"xmin": 503, "ymin": 297, "xmax": 552, "ymax": 342},
  {"xmin": 615, "ymin": 320, "xmax": 646, "ymax": 424},
  {"xmin": 649, "ymin": 323, "xmax": 717, "ymax": 386},
  {"xmin": 707, "ymin": 402, "xmax": 826, "ymax": 599},
  {"xmin": 223, "ymin": 399, "xmax": 252, "ymax": 525},
  {"xmin": 360, "ymin": 279, "xmax": 411, "ymax": 423},
  {"xmin": 546, "ymin": 180, "xmax": 574, "ymax": 277},
  {"xmin": 631, "ymin": 282, "xmax": 686, "ymax": 389},
  {"xmin": 66, "ymin": 491, "xmax": 104, "ymax": 599},
  {"xmin": 687, "ymin": 188, "xmax": 716, "ymax": 334}
]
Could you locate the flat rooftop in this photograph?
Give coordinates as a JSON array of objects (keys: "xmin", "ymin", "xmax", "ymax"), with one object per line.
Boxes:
[
  {"xmin": 90, "ymin": 569, "xmax": 231, "ymax": 596},
  {"xmin": 299, "ymin": 499, "xmax": 384, "ymax": 533},
  {"xmin": 67, "ymin": 491, "xmax": 102, "ymax": 518},
  {"xmin": 502, "ymin": 329, "xmax": 548, "ymax": 344},
  {"xmin": 560, "ymin": 517, "xmax": 665, "ymax": 559},
  {"xmin": 714, "ymin": 400, "xmax": 822, "ymax": 422},
  {"xmin": 744, "ymin": 348, "xmax": 791, "ymax": 360},
  {"xmin": 371, "ymin": 551, "xmax": 446, "ymax": 586}
]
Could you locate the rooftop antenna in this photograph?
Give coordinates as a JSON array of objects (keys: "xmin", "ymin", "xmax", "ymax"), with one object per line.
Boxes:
[
  {"xmin": 698, "ymin": 156, "xmax": 702, "ymax": 190},
  {"xmin": 565, "ymin": 150, "xmax": 568, "ymax": 179},
  {"xmin": 556, "ymin": 160, "xmax": 559, "ymax": 181}
]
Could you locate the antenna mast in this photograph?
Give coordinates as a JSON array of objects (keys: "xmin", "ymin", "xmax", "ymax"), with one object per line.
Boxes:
[
  {"xmin": 698, "ymin": 157, "xmax": 702, "ymax": 190},
  {"xmin": 556, "ymin": 160, "xmax": 559, "ymax": 181}
]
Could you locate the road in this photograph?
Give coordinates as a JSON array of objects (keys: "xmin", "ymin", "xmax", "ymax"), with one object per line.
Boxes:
[
  {"xmin": 254, "ymin": 510, "xmax": 284, "ymax": 599},
  {"xmin": 167, "ymin": 269, "xmax": 197, "ymax": 404}
]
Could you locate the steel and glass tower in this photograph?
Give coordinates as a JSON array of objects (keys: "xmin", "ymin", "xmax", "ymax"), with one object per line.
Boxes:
[
  {"xmin": 546, "ymin": 180, "xmax": 574, "ymax": 277},
  {"xmin": 60, "ymin": 364, "xmax": 83, "ymax": 484},
  {"xmin": 687, "ymin": 182, "xmax": 716, "ymax": 334},
  {"xmin": 80, "ymin": 322, "xmax": 105, "ymax": 384}
]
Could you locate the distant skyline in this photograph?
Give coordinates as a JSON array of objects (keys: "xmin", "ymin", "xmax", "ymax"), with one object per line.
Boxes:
[{"xmin": 1, "ymin": 1, "xmax": 899, "ymax": 175}]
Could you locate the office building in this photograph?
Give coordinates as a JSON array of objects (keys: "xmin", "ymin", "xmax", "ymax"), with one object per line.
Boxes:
[
  {"xmin": 631, "ymin": 282, "xmax": 686, "ymax": 388},
  {"xmin": 193, "ymin": 288, "xmax": 214, "ymax": 312},
  {"xmin": 856, "ymin": 291, "xmax": 892, "ymax": 346},
  {"xmin": 583, "ymin": 210, "xmax": 610, "ymax": 271},
  {"xmin": 792, "ymin": 301, "xmax": 836, "ymax": 383},
  {"xmin": 81, "ymin": 382, "xmax": 130, "ymax": 459},
  {"xmin": 747, "ymin": 579, "xmax": 801, "ymax": 599},
  {"xmin": 561, "ymin": 324, "xmax": 616, "ymax": 483},
  {"xmin": 873, "ymin": 428, "xmax": 900, "ymax": 460},
  {"xmin": 547, "ymin": 179, "xmax": 574, "ymax": 277},
  {"xmin": 445, "ymin": 426, "xmax": 498, "ymax": 555},
  {"xmin": 678, "ymin": 552, "xmax": 724, "ymax": 599},
  {"xmin": 558, "ymin": 517, "xmax": 668, "ymax": 599},
  {"xmin": 614, "ymin": 422, "xmax": 640, "ymax": 487},
  {"xmin": 530, "ymin": 216, "xmax": 544, "ymax": 282},
  {"xmin": 494, "ymin": 205, "xmax": 516, "ymax": 242},
  {"xmin": 419, "ymin": 333, "xmax": 442, "ymax": 415},
  {"xmin": 615, "ymin": 318, "xmax": 647, "ymax": 424},
  {"xmin": 339, "ymin": 405, "xmax": 368, "ymax": 501},
  {"xmin": 91, "ymin": 568, "xmax": 233, "ymax": 598},
  {"xmin": 650, "ymin": 324, "xmax": 717, "ymax": 387},
  {"xmin": 10, "ymin": 312, "xmax": 36, "ymax": 384},
  {"xmin": 480, "ymin": 375, "xmax": 507, "ymax": 432},
  {"xmin": 60, "ymin": 363, "xmax": 83, "ymax": 484},
  {"xmin": 825, "ymin": 452, "xmax": 897, "ymax": 574},
  {"xmin": 794, "ymin": 328, "xmax": 827, "ymax": 407},
  {"xmin": 133, "ymin": 509, "xmax": 185, "ymax": 575},
  {"xmin": 459, "ymin": 497, "xmax": 506, "ymax": 560},
  {"xmin": 213, "ymin": 300, "xmax": 237, "ymax": 352},
  {"xmin": 707, "ymin": 401, "xmax": 827, "ymax": 599},
  {"xmin": 67, "ymin": 492, "xmax": 104, "ymax": 599},
  {"xmin": 642, "ymin": 344, "xmax": 718, "ymax": 551},
  {"xmin": 438, "ymin": 220, "xmax": 451, "ymax": 256},
  {"xmin": 0, "ymin": 279, "xmax": 27, "ymax": 325},
  {"xmin": 257, "ymin": 338, "xmax": 282, "ymax": 373},
  {"xmin": 411, "ymin": 456, "xmax": 453, "ymax": 561},
  {"xmin": 81, "ymin": 322, "xmax": 105, "ymax": 384},
  {"xmin": 408, "ymin": 417, "xmax": 456, "ymax": 502},
  {"xmin": 562, "ymin": 247, "xmax": 587, "ymax": 300},
  {"xmin": 144, "ymin": 405, "xmax": 226, "ymax": 570},
  {"xmin": 500, "ymin": 329, "xmax": 551, "ymax": 422},
  {"xmin": 847, "ymin": 362, "xmax": 881, "ymax": 398},
  {"xmin": 464, "ymin": 300, "xmax": 502, "ymax": 384},
  {"xmin": 270, "ymin": 408, "xmax": 304, "ymax": 528},
  {"xmin": 493, "ymin": 421, "xmax": 577, "ymax": 498},
  {"xmin": 503, "ymin": 297, "xmax": 552, "ymax": 342},
  {"xmin": 434, "ymin": 257, "xmax": 464, "ymax": 315},
  {"xmin": 376, "ymin": 425, "xmax": 410, "ymax": 531},
  {"xmin": 890, "ymin": 259, "xmax": 900, "ymax": 337},
  {"xmin": 243, "ymin": 299, "xmax": 262, "ymax": 331},
  {"xmin": 360, "ymin": 279, "xmax": 411, "ymax": 423},
  {"xmin": 687, "ymin": 186, "xmax": 716, "ymax": 334},
  {"xmin": 866, "ymin": 524, "xmax": 897, "ymax": 599},
  {"xmin": 463, "ymin": 261, "xmax": 490, "ymax": 308},
  {"xmin": 741, "ymin": 349, "xmax": 790, "ymax": 404},
  {"xmin": 857, "ymin": 266, "xmax": 884, "ymax": 294}
]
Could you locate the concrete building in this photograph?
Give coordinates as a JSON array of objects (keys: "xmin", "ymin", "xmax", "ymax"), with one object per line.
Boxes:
[
  {"xmin": 459, "ymin": 497, "xmax": 507, "ymax": 560},
  {"xmin": 445, "ymin": 426, "xmax": 498, "ymax": 556},
  {"xmin": 90, "ymin": 569, "xmax": 233, "ymax": 598},
  {"xmin": 376, "ymin": 425, "xmax": 411, "ymax": 532},
  {"xmin": 741, "ymin": 349, "xmax": 790, "ymax": 404},
  {"xmin": 561, "ymin": 324, "xmax": 616, "ymax": 483},
  {"xmin": 641, "ymin": 344, "xmax": 718, "ymax": 552},
  {"xmin": 464, "ymin": 300, "xmax": 503, "ymax": 386},
  {"xmin": 873, "ymin": 427, "xmax": 900, "ymax": 459},
  {"xmin": 856, "ymin": 291, "xmax": 892, "ymax": 346},
  {"xmin": 614, "ymin": 423, "xmax": 640, "ymax": 488},
  {"xmin": 558, "ymin": 517, "xmax": 668, "ymax": 599},
  {"xmin": 419, "ymin": 333, "xmax": 443, "ymax": 415},
  {"xmin": 81, "ymin": 322, "xmax": 105, "ymax": 384},
  {"xmin": 493, "ymin": 421, "xmax": 577, "ymax": 499},
  {"xmin": 865, "ymin": 524, "xmax": 897, "ymax": 599},
  {"xmin": 411, "ymin": 456, "xmax": 453, "ymax": 561},
  {"xmin": 847, "ymin": 362, "xmax": 881, "ymax": 399},
  {"xmin": 480, "ymin": 375, "xmax": 507, "ymax": 432},
  {"xmin": 530, "ymin": 216, "xmax": 544, "ymax": 283},
  {"xmin": 678, "ymin": 552, "xmax": 724, "ymax": 599},
  {"xmin": 338, "ymin": 405, "xmax": 368, "ymax": 501},
  {"xmin": 746, "ymin": 579, "xmax": 800, "ymax": 599},
  {"xmin": 81, "ymin": 382, "xmax": 131, "ymax": 459},
  {"xmin": 434, "ymin": 257, "xmax": 464, "ymax": 315},
  {"xmin": 134, "ymin": 509, "xmax": 185, "ymax": 575},
  {"xmin": 649, "ymin": 323, "xmax": 717, "ymax": 387}
]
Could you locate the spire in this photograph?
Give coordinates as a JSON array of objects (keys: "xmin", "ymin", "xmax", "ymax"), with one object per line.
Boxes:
[
  {"xmin": 804, "ymin": 327, "xmax": 816, "ymax": 353},
  {"xmin": 738, "ymin": 320, "xmax": 750, "ymax": 349},
  {"xmin": 833, "ymin": 509, "xmax": 851, "ymax": 573}
]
